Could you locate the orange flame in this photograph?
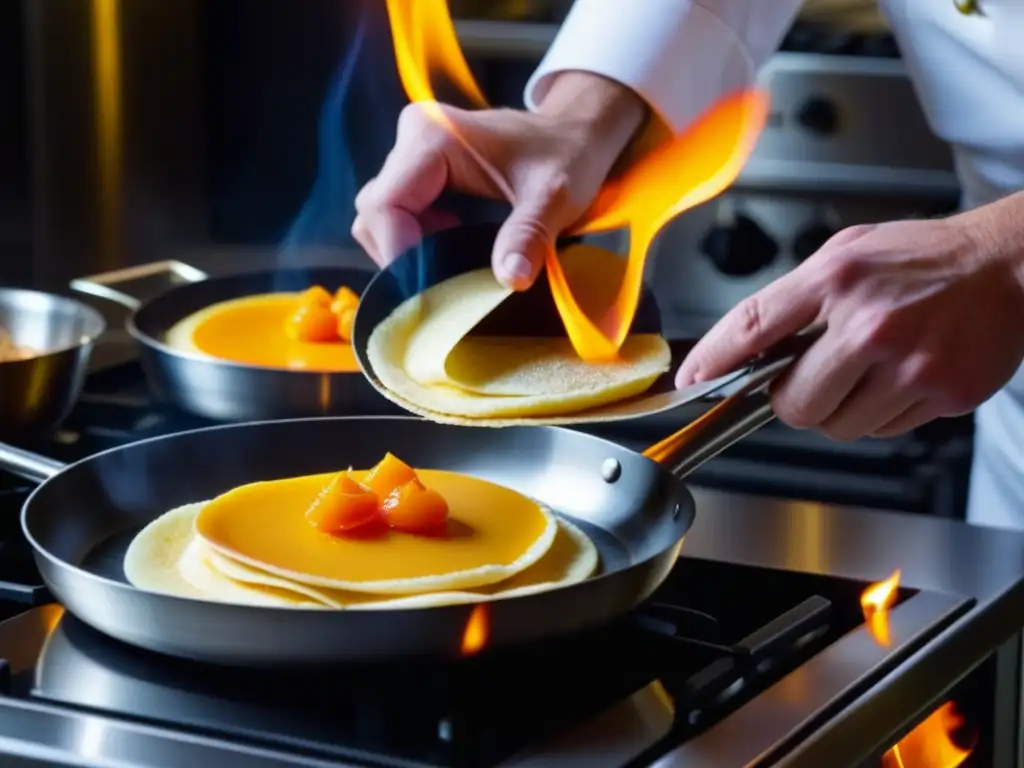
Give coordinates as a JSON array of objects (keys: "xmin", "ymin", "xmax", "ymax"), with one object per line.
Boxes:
[
  {"xmin": 384, "ymin": 0, "xmax": 769, "ymax": 362},
  {"xmin": 880, "ymin": 702, "xmax": 974, "ymax": 768},
  {"xmin": 551, "ymin": 89, "xmax": 769, "ymax": 361},
  {"xmin": 385, "ymin": 0, "xmax": 486, "ymax": 111},
  {"xmin": 861, "ymin": 569, "xmax": 901, "ymax": 647},
  {"xmin": 460, "ymin": 603, "xmax": 490, "ymax": 656}
]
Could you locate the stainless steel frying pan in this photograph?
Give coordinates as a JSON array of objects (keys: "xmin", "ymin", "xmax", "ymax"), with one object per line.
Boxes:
[
  {"xmin": 69, "ymin": 260, "xmax": 400, "ymax": 421},
  {"xmin": 351, "ymin": 223, "xmax": 753, "ymax": 425},
  {"xmin": 0, "ymin": 333, "xmax": 808, "ymax": 667}
]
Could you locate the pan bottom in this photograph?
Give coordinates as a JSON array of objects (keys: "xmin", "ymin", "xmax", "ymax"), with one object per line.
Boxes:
[{"xmin": 76, "ymin": 513, "xmax": 634, "ymax": 593}]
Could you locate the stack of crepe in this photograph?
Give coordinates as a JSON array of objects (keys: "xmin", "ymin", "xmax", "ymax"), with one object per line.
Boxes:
[
  {"xmin": 366, "ymin": 245, "xmax": 672, "ymax": 425},
  {"xmin": 124, "ymin": 468, "xmax": 599, "ymax": 610}
]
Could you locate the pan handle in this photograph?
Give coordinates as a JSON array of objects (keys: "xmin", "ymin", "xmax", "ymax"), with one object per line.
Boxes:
[
  {"xmin": 644, "ymin": 326, "xmax": 825, "ymax": 477},
  {"xmin": 0, "ymin": 443, "xmax": 67, "ymax": 484},
  {"xmin": 70, "ymin": 260, "xmax": 209, "ymax": 311}
]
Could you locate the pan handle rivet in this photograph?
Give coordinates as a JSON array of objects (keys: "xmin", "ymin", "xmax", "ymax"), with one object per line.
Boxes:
[
  {"xmin": 600, "ymin": 458, "xmax": 622, "ymax": 483},
  {"xmin": 672, "ymin": 503, "xmax": 681, "ymax": 519}
]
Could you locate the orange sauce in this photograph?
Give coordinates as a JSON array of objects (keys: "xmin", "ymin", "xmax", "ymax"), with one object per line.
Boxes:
[
  {"xmin": 195, "ymin": 470, "xmax": 550, "ymax": 583},
  {"xmin": 189, "ymin": 293, "xmax": 360, "ymax": 372}
]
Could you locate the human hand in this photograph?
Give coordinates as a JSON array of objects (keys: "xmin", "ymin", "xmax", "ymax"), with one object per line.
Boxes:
[
  {"xmin": 351, "ymin": 72, "xmax": 646, "ymax": 290},
  {"xmin": 676, "ymin": 195, "xmax": 1024, "ymax": 440}
]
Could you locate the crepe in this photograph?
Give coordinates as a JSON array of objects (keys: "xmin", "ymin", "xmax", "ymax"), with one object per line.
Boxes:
[
  {"xmin": 366, "ymin": 246, "xmax": 671, "ymax": 423},
  {"xmin": 124, "ymin": 503, "xmax": 325, "ymax": 609},
  {"xmin": 207, "ymin": 513, "xmax": 597, "ymax": 608},
  {"xmin": 124, "ymin": 503, "xmax": 599, "ymax": 609},
  {"xmin": 192, "ymin": 470, "xmax": 559, "ymax": 594}
]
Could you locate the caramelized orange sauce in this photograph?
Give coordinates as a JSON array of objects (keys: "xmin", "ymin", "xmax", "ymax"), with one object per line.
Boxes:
[
  {"xmin": 194, "ymin": 469, "xmax": 550, "ymax": 583},
  {"xmin": 0, "ymin": 329, "xmax": 36, "ymax": 362},
  {"xmin": 188, "ymin": 285, "xmax": 361, "ymax": 372}
]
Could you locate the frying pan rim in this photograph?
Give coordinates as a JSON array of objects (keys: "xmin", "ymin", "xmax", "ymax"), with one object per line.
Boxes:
[
  {"xmin": 122, "ymin": 266, "xmax": 374, "ymax": 378},
  {"xmin": 0, "ymin": 288, "xmax": 108, "ymax": 358},
  {"xmin": 20, "ymin": 415, "xmax": 694, "ymax": 615}
]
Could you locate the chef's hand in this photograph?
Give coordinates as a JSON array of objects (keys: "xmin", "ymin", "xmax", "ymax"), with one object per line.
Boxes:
[
  {"xmin": 352, "ymin": 72, "xmax": 646, "ymax": 290},
  {"xmin": 676, "ymin": 194, "xmax": 1024, "ymax": 440}
]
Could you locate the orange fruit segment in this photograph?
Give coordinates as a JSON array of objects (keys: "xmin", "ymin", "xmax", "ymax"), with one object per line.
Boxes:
[
  {"xmin": 363, "ymin": 452, "xmax": 418, "ymax": 498},
  {"xmin": 305, "ymin": 473, "xmax": 380, "ymax": 533},
  {"xmin": 381, "ymin": 477, "xmax": 450, "ymax": 532},
  {"xmin": 301, "ymin": 285, "xmax": 333, "ymax": 307},
  {"xmin": 336, "ymin": 305, "xmax": 357, "ymax": 342},
  {"xmin": 331, "ymin": 286, "xmax": 360, "ymax": 315},
  {"xmin": 284, "ymin": 299, "xmax": 339, "ymax": 343}
]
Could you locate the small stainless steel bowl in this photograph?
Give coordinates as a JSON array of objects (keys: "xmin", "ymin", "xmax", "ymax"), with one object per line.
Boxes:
[{"xmin": 0, "ymin": 289, "xmax": 106, "ymax": 438}]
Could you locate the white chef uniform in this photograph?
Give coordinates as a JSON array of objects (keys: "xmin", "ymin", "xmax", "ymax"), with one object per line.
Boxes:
[{"xmin": 524, "ymin": 0, "xmax": 1024, "ymax": 531}]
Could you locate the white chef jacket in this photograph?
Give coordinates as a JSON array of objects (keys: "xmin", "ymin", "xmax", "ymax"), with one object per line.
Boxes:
[{"xmin": 524, "ymin": 0, "xmax": 1024, "ymax": 530}]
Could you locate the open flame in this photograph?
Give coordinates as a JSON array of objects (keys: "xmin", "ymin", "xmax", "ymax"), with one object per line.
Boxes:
[
  {"xmin": 460, "ymin": 603, "xmax": 490, "ymax": 657},
  {"xmin": 384, "ymin": 0, "xmax": 769, "ymax": 362},
  {"xmin": 880, "ymin": 702, "xmax": 974, "ymax": 768},
  {"xmin": 385, "ymin": 0, "xmax": 486, "ymax": 112},
  {"xmin": 861, "ymin": 569, "xmax": 901, "ymax": 647}
]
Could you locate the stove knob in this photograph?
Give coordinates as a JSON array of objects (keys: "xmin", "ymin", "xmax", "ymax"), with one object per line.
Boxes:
[
  {"xmin": 861, "ymin": 34, "xmax": 901, "ymax": 59},
  {"xmin": 792, "ymin": 224, "xmax": 837, "ymax": 262},
  {"xmin": 700, "ymin": 214, "xmax": 779, "ymax": 277},
  {"xmin": 796, "ymin": 96, "xmax": 840, "ymax": 136}
]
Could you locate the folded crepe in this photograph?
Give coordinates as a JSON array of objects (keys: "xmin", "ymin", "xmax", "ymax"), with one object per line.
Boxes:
[{"xmin": 366, "ymin": 245, "xmax": 671, "ymax": 425}]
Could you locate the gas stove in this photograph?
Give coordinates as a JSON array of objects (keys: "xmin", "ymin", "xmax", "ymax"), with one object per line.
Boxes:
[
  {"xmin": 0, "ymin": 359, "xmax": 1021, "ymax": 766},
  {"xmin": 0, "ymin": 557, "xmax": 970, "ymax": 767}
]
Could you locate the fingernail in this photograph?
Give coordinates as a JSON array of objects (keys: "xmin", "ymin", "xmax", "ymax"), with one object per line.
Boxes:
[
  {"xmin": 498, "ymin": 252, "xmax": 533, "ymax": 290},
  {"xmin": 675, "ymin": 366, "xmax": 704, "ymax": 389}
]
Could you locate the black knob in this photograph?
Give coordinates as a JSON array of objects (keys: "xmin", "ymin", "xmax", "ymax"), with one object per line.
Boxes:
[
  {"xmin": 796, "ymin": 96, "xmax": 840, "ymax": 136},
  {"xmin": 781, "ymin": 26, "xmax": 858, "ymax": 55},
  {"xmin": 792, "ymin": 224, "xmax": 836, "ymax": 262},
  {"xmin": 860, "ymin": 33, "xmax": 901, "ymax": 59},
  {"xmin": 700, "ymin": 214, "xmax": 778, "ymax": 277}
]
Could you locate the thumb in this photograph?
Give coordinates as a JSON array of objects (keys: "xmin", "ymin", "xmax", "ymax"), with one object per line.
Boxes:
[
  {"xmin": 492, "ymin": 195, "xmax": 568, "ymax": 291},
  {"xmin": 676, "ymin": 272, "xmax": 821, "ymax": 387}
]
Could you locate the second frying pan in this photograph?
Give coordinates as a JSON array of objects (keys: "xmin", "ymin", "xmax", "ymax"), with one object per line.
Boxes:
[{"xmin": 70, "ymin": 260, "xmax": 401, "ymax": 421}]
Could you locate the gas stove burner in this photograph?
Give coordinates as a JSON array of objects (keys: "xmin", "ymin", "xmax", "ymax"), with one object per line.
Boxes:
[
  {"xmin": 636, "ymin": 595, "xmax": 832, "ymax": 720},
  {"xmin": 16, "ymin": 566, "xmax": 835, "ymax": 767}
]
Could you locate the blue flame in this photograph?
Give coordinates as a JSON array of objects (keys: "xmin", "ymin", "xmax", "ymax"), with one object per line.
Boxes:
[
  {"xmin": 279, "ymin": 19, "xmax": 365, "ymax": 253},
  {"xmin": 279, "ymin": 10, "xmax": 405, "ymax": 257}
]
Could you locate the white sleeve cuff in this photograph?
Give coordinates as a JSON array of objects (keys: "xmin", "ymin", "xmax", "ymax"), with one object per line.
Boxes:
[{"xmin": 525, "ymin": 0, "xmax": 796, "ymax": 135}]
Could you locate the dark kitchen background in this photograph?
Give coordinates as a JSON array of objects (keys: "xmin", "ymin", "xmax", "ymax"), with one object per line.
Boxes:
[{"xmin": 0, "ymin": 0, "xmax": 974, "ymax": 518}]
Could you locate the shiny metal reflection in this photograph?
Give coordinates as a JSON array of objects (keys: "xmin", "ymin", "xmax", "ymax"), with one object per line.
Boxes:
[{"xmin": 0, "ymin": 289, "xmax": 106, "ymax": 438}]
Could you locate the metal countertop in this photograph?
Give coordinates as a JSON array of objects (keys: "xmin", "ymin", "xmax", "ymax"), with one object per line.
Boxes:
[
  {"xmin": 688, "ymin": 486, "xmax": 1024, "ymax": 603},
  {"xmin": 673, "ymin": 487, "xmax": 1024, "ymax": 766}
]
